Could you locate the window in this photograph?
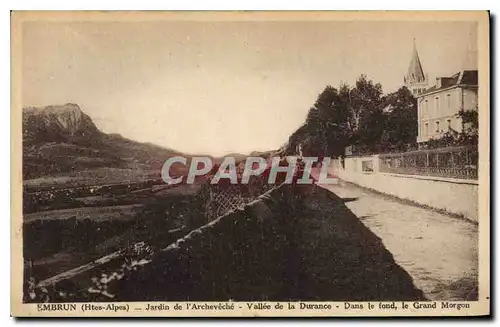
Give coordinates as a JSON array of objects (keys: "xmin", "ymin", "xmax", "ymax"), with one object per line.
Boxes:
[
  {"xmin": 447, "ymin": 119, "xmax": 452, "ymax": 131},
  {"xmin": 435, "ymin": 121, "xmax": 440, "ymax": 133},
  {"xmin": 435, "ymin": 97, "xmax": 440, "ymax": 116},
  {"xmin": 424, "ymin": 122, "xmax": 429, "ymax": 136},
  {"xmin": 446, "ymin": 94, "xmax": 451, "ymax": 110},
  {"xmin": 421, "ymin": 99, "xmax": 427, "ymax": 119}
]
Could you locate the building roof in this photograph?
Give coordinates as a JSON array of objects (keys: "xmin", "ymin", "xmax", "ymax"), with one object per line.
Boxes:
[
  {"xmin": 419, "ymin": 70, "xmax": 478, "ymax": 97},
  {"xmin": 405, "ymin": 41, "xmax": 426, "ymax": 84},
  {"xmin": 459, "ymin": 70, "xmax": 478, "ymax": 85}
]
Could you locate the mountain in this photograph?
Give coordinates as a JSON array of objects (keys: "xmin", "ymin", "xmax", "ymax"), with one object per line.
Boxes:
[
  {"xmin": 248, "ymin": 150, "xmax": 277, "ymax": 158},
  {"xmin": 22, "ymin": 104, "xmax": 185, "ymax": 185},
  {"xmin": 23, "ymin": 103, "xmax": 100, "ymax": 145},
  {"xmin": 215, "ymin": 153, "xmax": 247, "ymax": 164}
]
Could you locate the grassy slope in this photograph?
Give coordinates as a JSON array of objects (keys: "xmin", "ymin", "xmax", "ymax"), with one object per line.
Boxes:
[{"xmin": 23, "ymin": 132, "xmax": 186, "ymax": 187}]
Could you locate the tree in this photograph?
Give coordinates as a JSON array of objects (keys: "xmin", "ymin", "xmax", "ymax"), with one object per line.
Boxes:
[
  {"xmin": 380, "ymin": 86, "xmax": 418, "ymax": 151},
  {"xmin": 458, "ymin": 107, "xmax": 478, "ymax": 134},
  {"xmin": 349, "ymin": 75, "xmax": 385, "ymax": 153},
  {"xmin": 314, "ymin": 85, "xmax": 353, "ymax": 156},
  {"xmin": 457, "ymin": 106, "xmax": 478, "ymax": 146},
  {"xmin": 282, "ymin": 75, "xmax": 423, "ymax": 157},
  {"xmin": 296, "ymin": 85, "xmax": 353, "ymax": 157}
]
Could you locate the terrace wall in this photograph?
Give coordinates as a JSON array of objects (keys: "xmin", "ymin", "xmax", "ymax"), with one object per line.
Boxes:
[{"xmin": 331, "ymin": 153, "xmax": 478, "ymax": 222}]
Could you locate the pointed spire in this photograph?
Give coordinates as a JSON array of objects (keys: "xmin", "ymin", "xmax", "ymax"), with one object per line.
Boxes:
[{"xmin": 406, "ymin": 39, "xmax": 426, "ymax": 83}]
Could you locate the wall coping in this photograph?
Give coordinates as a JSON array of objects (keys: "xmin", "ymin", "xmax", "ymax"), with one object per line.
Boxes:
[{"xmin": 354, "ymin": 171, "xmax": 478, "ymax": 186}]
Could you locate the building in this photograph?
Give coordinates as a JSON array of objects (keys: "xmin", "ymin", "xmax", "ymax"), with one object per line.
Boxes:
[
  {"xmin": 416, "ymin": 71, "xmax": 478, "ymax": 144},
  {"xmin": 404, "ymin": 39, "xmax": 478, "ymax": 144},
  {"xmin": 404, "ymin": 40, "xmax": 428, "ymax": 97}
]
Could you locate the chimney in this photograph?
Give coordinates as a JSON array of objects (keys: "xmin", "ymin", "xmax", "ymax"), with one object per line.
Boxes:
[{"xmin": 436, "ymin": 77, "xmax": 442, "ymax": 89}]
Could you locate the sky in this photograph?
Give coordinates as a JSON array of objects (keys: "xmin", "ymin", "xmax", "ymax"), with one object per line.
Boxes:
[{"xmin": 21, "ymin": 18, "xmax": 478, "ymax": 156}]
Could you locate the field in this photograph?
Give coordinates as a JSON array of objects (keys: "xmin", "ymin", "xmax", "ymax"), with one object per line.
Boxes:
[{"xmin": 23, "ymin": 174, "xmax": 205, "ymax": 286}]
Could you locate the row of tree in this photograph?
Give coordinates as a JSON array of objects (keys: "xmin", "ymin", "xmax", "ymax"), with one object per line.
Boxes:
[{"xmin": 283, "ymin": 75, "xmax": 477, "ymax": 158}]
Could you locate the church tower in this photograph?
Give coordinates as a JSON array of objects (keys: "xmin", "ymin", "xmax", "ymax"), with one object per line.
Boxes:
[{"xmin": 404, "ymin": 39, "xmax": 428, "ymax": 97}]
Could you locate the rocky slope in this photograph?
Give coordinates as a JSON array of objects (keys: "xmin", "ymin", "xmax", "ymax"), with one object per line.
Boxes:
[
  {"xmin": 22, "ymin": 104, "xmax": 183, "ymax": 182},
  {"xmin": 23, "ymin": 103, "xmax": 100, "ymax": 145}
]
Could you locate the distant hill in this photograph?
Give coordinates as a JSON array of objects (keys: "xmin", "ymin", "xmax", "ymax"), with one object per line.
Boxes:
[
  {"xmin": 248, "ymin": 150, "xmax": 277, "ymax": 158},
  {"xmin": 22, "ymin": 104, "xmax": 282, "ymax": 188},
  {"xmin": 22, "ymin": 104, "xmax": 186, "ymax": 185},
  {"xmin": 215, "ymin": 153, "xmax": 247, "ymax": 164}
]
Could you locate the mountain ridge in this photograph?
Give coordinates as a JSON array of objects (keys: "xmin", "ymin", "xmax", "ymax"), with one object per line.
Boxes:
[
  {"xmin": 22, "ymin": 104, "xmax": 185, "ymax": 183},
  {"xmin": 22, "ymin": 103, "xmax": 279, "ymax": 186}
]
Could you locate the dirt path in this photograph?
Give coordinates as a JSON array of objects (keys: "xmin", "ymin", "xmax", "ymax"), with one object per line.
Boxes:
[
  {"xmin": 321, "ymin": 182, "xmax": 478, "ymax": 301},
  {"xmin": 289, "ymin": 185, "xmax": 425, "ymax": 301}
]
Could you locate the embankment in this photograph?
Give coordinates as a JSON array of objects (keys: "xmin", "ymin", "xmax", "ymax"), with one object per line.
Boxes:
[{"xmin": 33, "ymin": 184, "xmax": 425, "ymax": 302}]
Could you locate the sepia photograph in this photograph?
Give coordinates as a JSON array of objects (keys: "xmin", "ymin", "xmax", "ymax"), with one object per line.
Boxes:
[{"xmin": 10, "ymin": 11, "xmax": 490, "ymax": 317}]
